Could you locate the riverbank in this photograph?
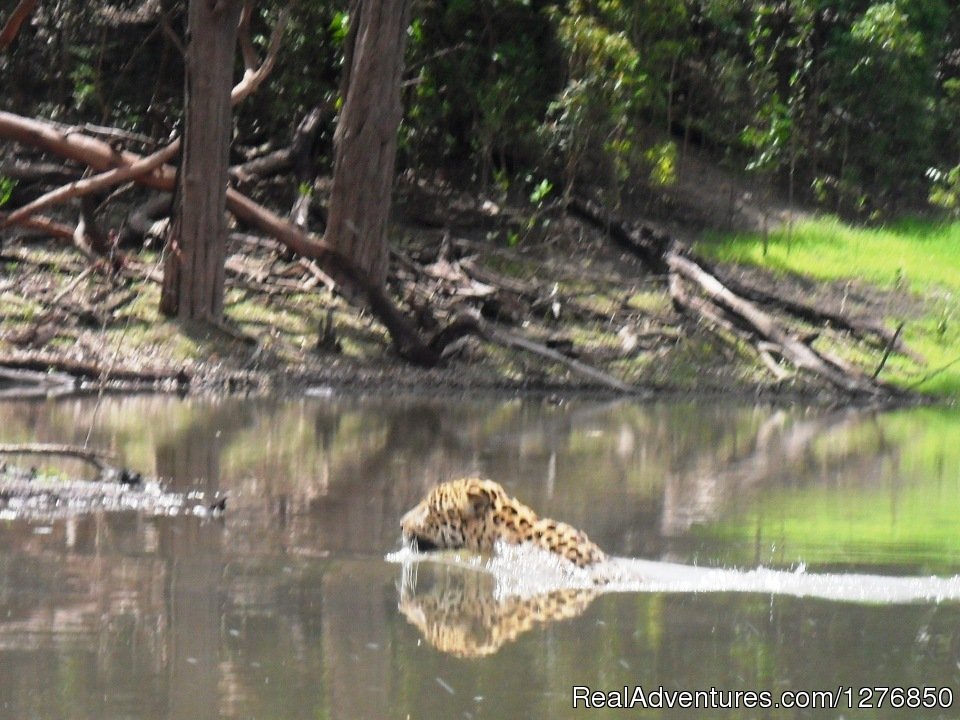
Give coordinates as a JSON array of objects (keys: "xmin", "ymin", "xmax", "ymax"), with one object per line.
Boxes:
[
  {"xmin": 698, "ymin": 216, "xmax": 960, "ymax": 398},
  {"xmin": 0, "ymin": 187, "xmax": 945, "ymax": 404}
]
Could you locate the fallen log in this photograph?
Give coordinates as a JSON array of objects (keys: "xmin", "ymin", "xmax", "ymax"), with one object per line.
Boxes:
[
  {"xmin": 0, "ymin": 353, "xmax": 190, "ymax": 386},
  {"xmin": 232, "ymin": 103, "xmax": 331, "ymax": 185},
  {"xmin": 0, "ymin": 460, "xmax": 226, "ymax": 520},
  {"xmin": 668, "ymin": 251, "xmax": 879, "ymax": 394},
  {"xmin": 705, "ymin": 263, "xmax": 919, "ymax": 360},
  {"xmin": 123, "ymin": 192, "xmax": 172, "ymax": 244},
  {"xmin": 0, "ymin": 210, "xmax": 74, "ymax": 241},
  {"xmin": 0, "ymin": 159, "xmax": 81, "ymax": 184},
  {"xmin": 0, "ymin": 140, "xmax": 180, "ymax": 229},
  {"xmin": 0, "ymin": 366, "xmax": 76, "ymax": 398},
  {"xmin": 485, "ymin": 323, "xmax": 636, "ymax": 393},
  {"xmin": 0, "ymin": 111, "xmax": 440, "ymax": 365},
  {"xmin": 0, "ymin": 443, "xmax": 120, "ymax": 476},
  {"xmin": 569, "ymin": 197, "xmax": 907, "ymax": 399},
  {"xmin": 428, "ymin": 311, "xmax": 637, "ymax": 393}
]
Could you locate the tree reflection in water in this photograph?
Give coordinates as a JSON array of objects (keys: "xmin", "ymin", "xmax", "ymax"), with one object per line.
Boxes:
[{"xmin": 0, "ymin": 397, "xmax": 957, "ymax": 718}]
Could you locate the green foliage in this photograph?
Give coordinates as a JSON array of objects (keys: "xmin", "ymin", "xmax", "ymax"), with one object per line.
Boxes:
[
  {"xmin": 817, "ymin": 1, "xmax": 943, "ymax": 213},
  {"xmin": 644, "ymin": 141, "xmax": 676, "ymax": 186},
  {"xmin": 850, "ymin": 2, "xmax": 923, "ymax": 56},
  {"xmin": 401, "ymin": 0, "xmax": 561, "ymax": 185},
  {"xmin": 68, "ymin": 46, "xmax": 99, "ymax": 112},
  {"xmin": 232, "ymin": 1, "xmax": 345, "ymax": 149},
  {"xmin": 528, "ymin": 177, "xmax": 553, "ymax": 205},
  {"xmin": 546, "ymin": 4, "xmax": 646, "ymax": 194},
  {"xmin": 5, "ymin": 0, "xmax": 960, "ymax": 217},
  {"xmin": 0, "ymin": 177, "xmax": 14, "ymax": 207},
  {"xmin": 329, "ymin": 10, "xmax": 350, "ymax": 45},
  {"xmin": 928, "ymin": 166, "xmax": 960, "ymax": 216}
]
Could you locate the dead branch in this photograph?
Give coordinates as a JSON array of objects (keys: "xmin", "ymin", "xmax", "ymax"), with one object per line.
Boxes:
[
  {"xmin": 124, "ymin": 192, "xmax": 172, "ymax": 242},
  {"xmin": 232, "ymin": 7, "xmax": 289, "ymax": 105},
  {"xmin": 0, "ymin": 110, "xmax": 178, "ymax": 192},
  {"xmin": 74, "ymin": 194, "xmax": 118, "ymax": 264},
  {"xmin": 569, "ymin": 197, "xmax": 906, "ymax": 399},
  {"xmin": 0, "ymin": 140, "xmax": 180, "ymax": 229},
  {"xmin": 0, "ymin": 443, "xmax": 119, "ymax": 475},
  {"xmin": 0, "ymin": 210, "xmax": 74, "ymax": 240},
  {"xmin": 0, "ymin": 0, "xmax": 37, "ymax": 49},
  {"xmin": 0, "ymin": 31, "xmax": 289, "ymax": 210},
  {"xmin": 72, "ymin": 122, "xmax": 161, "ymax": 149},
  {"xmin": 668, "ymin": 251, "xmax": 878, "ymax": 394},
  {"xmin": 873, "ymin": 322, "xmax": 904, "ymax": 379},
  {"xmin": 707, "ymin": 265, "xmax": 918, "ymax": 359},
  {"xmin": 0, "ymin": 159, "xmax": 81, "ymax": 183},
  {"xmin": 0, "ymin": 366, "xmax": 76, "ymax": 398},
  {"xmin": 299, "ymin": 257, "xmax": 337, "ymax": 292},
  {"xmin": 0, "ymin": 112, "xmax": 455, "ymax": 367},
  {"xmin": 51, "ymin": 266, "xmax": 95, "ymax": 304},
  {"xmin": 224, "ymin": 188, "xmax": 440, "ymax": 364},
  {"xmin": 231, "ymin": 103, "xmax": 331, "ymax": 183},
  {"xmin": 231, "ymin": 147, "xmax": 293, "ymax": 182},
  {"xmin": 431, "ymin": 311, "xmax": 635, "ymax": 392},
  {"xmin": 238, "ymin": 0, "xmax": 258, "ymax": 69},
  {"xmin": 485, "ymin": 323, "xmax": 635, "ymax": 393},
  {"xmin": 0, "ymin": 353, "xmax": 190, "ymax": 386}
]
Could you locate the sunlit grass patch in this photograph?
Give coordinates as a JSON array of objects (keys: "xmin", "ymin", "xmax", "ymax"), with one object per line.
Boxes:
[
  {"xmin": 698, "ymin": 217, "xmax": 960, "ymax": 397},
  {"xmin": 701, "ymin": 216, "xmax": 960, "ymax": 291}
]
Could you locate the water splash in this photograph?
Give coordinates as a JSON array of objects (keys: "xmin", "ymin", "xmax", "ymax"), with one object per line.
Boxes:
[{"xmin": 387, "ymin": 543, "xmax": 960, "ymax": 604}]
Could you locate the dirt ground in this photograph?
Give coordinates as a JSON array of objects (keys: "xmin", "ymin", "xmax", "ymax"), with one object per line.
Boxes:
[{"xmin": 0, "ymin": 151, "xmax": 923, "ymax": 403}]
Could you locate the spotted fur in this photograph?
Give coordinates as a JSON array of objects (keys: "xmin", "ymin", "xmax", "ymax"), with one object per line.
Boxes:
[{"xmin": 400, "ymin": 477, "xmax": 606, "ymax": 567}]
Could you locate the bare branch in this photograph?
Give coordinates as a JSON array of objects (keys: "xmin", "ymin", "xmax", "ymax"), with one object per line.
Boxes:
[
  {"xmin": 0, "ymin": 111, "xmax": 440, "ymax": 365},
  {"xmin": 231, "ymin": 8, "xmax": 289, "ymax": 105},
  {"xmin": 0, "ymin": 0, "xmax": 37, "ymax": 50},
  {"xmin": 0, "ymin": 443, "xmax": 119, "ymax": 474},
  {"xmin": 159, "ymin": 8, "xmax": 186, "ymax": 56},
  {"xmin": 0, "ymin": 211, "xmax": 75, "ymax": 240},
  {"xmin": 1, "ymin": 140, "xmax": 181, "ymax": 229},
  {"xmin": 237, "ymin": 0, "xmax": 258, "ymax": 70}
]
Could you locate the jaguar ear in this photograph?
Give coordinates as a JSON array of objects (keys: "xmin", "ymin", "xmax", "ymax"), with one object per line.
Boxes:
[{"xmin": 465, "ymin": 486, "xmax": 492, "ymax": 517}]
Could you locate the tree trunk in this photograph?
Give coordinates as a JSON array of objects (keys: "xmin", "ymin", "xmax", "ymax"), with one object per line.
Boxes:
[
  {"xmin": 324, "ymin": 0, "xmax": 412, "ymax": 287},
  {"xmin": 160, "ymin": 0, "xmax": 242, "ymax": 320}
]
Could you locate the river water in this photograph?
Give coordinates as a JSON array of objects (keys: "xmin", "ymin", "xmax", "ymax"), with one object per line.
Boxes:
[{"xmin": 0, "ymin": 395, "xmax": 958, "ymax": 718}]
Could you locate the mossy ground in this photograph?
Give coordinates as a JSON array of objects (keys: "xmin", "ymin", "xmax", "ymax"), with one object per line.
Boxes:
[{"xmin": 0, "ymin": 201, "xmax": 950, "ymax": 401}]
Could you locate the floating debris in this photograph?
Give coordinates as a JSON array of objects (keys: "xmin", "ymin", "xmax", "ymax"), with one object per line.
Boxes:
[{"xmin": 0, "ymin": 462, "xmax": 226, "ymax": 521}]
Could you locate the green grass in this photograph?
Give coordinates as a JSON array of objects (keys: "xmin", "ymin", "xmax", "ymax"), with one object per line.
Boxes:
[
  {"xmin": 697, "ymin": 216, "xmax": 960, "ymax": 397},
  {"xmin": 702, "ymin": 216, "xmax": 960, "ymax": 290}
]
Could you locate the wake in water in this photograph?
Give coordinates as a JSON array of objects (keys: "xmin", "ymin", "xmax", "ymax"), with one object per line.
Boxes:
[{"xmin": 387, "ymin": 541, "xmax": 960, "ymax": 604}]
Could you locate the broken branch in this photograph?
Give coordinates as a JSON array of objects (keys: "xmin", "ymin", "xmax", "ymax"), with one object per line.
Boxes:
[
  {"xmin": 1, "ymin": 140, "xmax": 181, "ymax": 229},
  {"xmin": 0, "ymin": 443, "xmax": 119, "ymax": 474},
  {"xmin": 232, "ymin": 7, "xmax": 289, "ymax": 105},
  {"xmin": 570, "ymin": 196, "xmax": 906, "ymax": 399},
  {"xmin": 0, "ymin": 0, "xmax": 37, "ymax": 49}
]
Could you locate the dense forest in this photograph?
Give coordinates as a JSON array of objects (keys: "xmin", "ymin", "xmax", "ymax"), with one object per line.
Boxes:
[
  {"xmin": 3, "ymin": 0, "xmax": 959, "ymax": 217},
  {"xmin": 1, "ymin": 0, "xmax": 958, "ymax": 400}
]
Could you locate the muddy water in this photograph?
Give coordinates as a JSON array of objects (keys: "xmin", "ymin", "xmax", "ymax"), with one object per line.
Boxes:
[{"xmin": 0, "ymin": 396, "xmax": 958, "ymax": 719}]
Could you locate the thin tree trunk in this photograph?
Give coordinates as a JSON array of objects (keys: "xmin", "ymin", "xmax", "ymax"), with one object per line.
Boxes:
[
  {"xmin": 160, "ymin": 0, "xmax": 242, "ymax": 320},
  {"xmin": 324, "ymin": 0, "xmax": 412, "ymax": 287}
]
